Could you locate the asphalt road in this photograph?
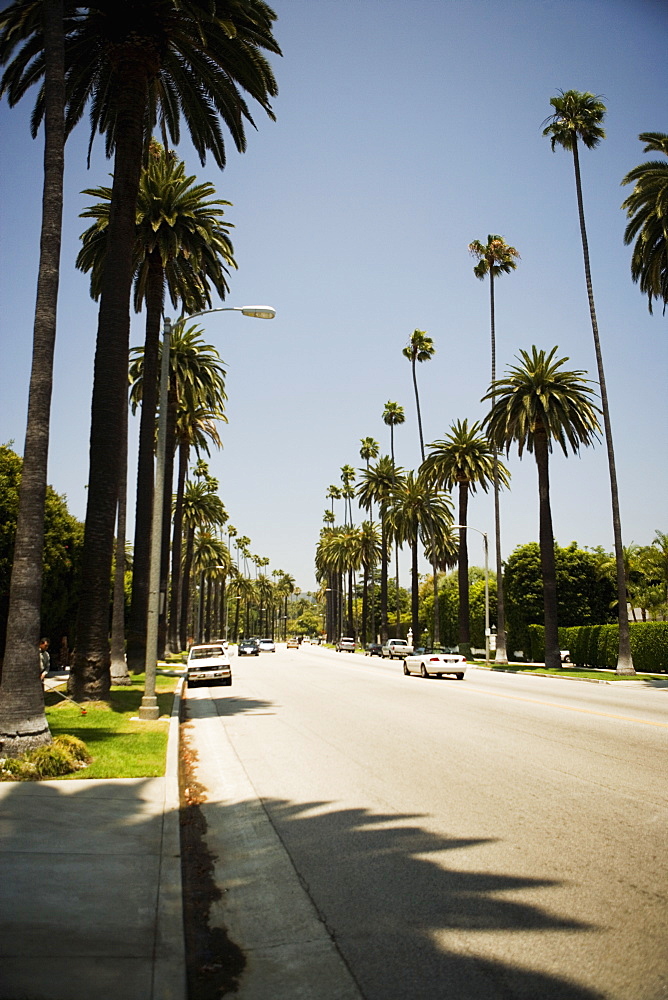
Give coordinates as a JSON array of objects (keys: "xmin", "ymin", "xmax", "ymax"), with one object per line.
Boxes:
[{"xmin": 194, "ymin": 645, "xmax": 668, "ymax": 1000}]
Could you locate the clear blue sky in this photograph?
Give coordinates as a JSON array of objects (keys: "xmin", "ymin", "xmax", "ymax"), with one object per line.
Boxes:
[{"xmin": 1, "ymin": 0, "xmax": 666, "ymax": 592}]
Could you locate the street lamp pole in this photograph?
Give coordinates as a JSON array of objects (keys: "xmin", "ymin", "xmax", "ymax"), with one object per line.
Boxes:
[
  {"xmin": 138, "ymin": 306, "xmax": 275, "ymax": 720},
  {"xmin": 453, "ymin": 524, "xmax": 489, "ymax": 667}
]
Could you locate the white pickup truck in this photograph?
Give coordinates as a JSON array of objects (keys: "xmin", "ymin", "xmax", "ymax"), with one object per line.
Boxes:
[
  {"xmin": 186, "ymin": 643, "xmax": 232, "ymax": 687},
  {"xmin": 381, "ymin": 638, "xmax": 414, "ymax": 660}
]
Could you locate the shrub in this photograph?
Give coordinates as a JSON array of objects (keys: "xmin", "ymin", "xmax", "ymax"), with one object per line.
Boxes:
[
  {"xmin": 0, "ymin": 735, "xmax": 90, "ymax": 781},
  {"xmin": 527, "ymin": 621, "xmax": 668, "ymax": 672}
]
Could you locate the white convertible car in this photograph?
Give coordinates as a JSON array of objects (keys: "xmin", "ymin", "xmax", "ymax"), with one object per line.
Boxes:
[{"xmin": 402, "ymin": 647, "xmax": 467, "ymax": 680}]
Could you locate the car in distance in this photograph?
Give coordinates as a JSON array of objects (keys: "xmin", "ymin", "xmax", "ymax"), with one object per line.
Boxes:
[
  {"xmin": 403, "ymin": 646, "xmax": 467, "ymax": 680},
  {"xmin": 381, "ymin": 638, "xmax": 414, "ymax": 659},
  {"xmin": 336, "ymin": 636, "xmax": 356, "ymax": 653},
  {"xmin": 238, "ymin": 638, "xmax": 260, "ymax": 656},
  {"xmin": 365, "ymin": 642, "xmax": 383, "ymax": 657},
  {"xmin": 286, "ymin": 637, "xmax": 300, "ymax": 649},
  {"xmin": 259, "ymin": 638, "xmax": 276, "ymax": 653},
  {"xmin": 186, "ymin": 643, "xmax": 232, "ymax": 687}
]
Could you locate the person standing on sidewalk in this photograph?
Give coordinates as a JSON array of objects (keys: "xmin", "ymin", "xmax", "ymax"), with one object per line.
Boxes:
[{"xmin": 39, "ymin": 638, "xmax": 50, "ymax": 684}]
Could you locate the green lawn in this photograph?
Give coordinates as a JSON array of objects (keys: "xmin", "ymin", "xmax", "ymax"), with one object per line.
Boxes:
[{"xmin": 44, "ymin": 673, "xmax": 179, "ymax": 778}]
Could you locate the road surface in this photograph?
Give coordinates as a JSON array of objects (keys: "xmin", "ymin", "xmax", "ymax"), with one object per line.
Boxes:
[{"xmin": 187, "ymin": 644, "xmax": 668, "ymax": 999}]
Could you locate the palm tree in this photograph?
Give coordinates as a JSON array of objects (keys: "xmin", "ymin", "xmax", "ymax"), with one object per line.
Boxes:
[
  {"xmin": 192, "ymin": 531, "xmax": 228, "ymax": 642},
  {"xmin": 402, "ymin": 330, "xmax": 445, "ymax": 642},
  {"xmin": 422, "ymin": 420, "xmax": 509, "ymax": 655},
  {"xmin": 542, "ymin": 88, "xmax": 634, "ymax": 674},
  {"xmin": 402, "ymin": 332, "xmax": 434, "ymax": 462},
  {"xmin": 387, "ymin": 472, "xmax": 454, "ymax": 644},
  {"xmin": 130, "ymin": 320, "xmax": 227, "ymax": 656},
  {"xmin": 77, "ymin": 143, "xmax": 236, "ymax": 667},
  {"xmin": 357, "ymin": 520, "xmax": 381, "ymax": 644},
  {"xmin": 621, "ymin": 132, "xmax": 668, "ymax": 315},
  {"xmin": 468, "ymin": 234, "xmax": 520, "ymax": 665},
  {"xmin": 326, "ymin": 484, "xmax": 343, "ymax": 518},
  {"xmin": 179, "ymin": 480, "xmax": 227, "ymax": 649},
  {"xmin": 358, "ymin": 457, "xmax": 405, "ymax": 642},
  {"xmin": 382, "ymin": 403, "xmax": 405, "ymax": 464},
  {"xmin": 1, "ymin": 0, "xmax": 280, "ymax": 701},
  {"xmin": 0, "ymin": 0, "xmax": 65, "ymax": 754},
  {"xmin": 340, "ymin": 465, "xmax": 356, "ymax": 526},
  {"xmin": 359, "ymin": 437, "xmax": 379, "ymax": 636},
  {"xmin": 483, "ymin": 347, "xmax": 601, "ymax": 670}
]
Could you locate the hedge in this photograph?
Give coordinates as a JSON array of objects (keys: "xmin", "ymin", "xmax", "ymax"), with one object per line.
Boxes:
[{"xmin": 526, "ymin": 621, "xmax": 668, "ymax": 672}]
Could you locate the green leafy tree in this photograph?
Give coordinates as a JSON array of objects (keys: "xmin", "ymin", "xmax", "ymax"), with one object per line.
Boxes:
[
  {"xmin": 483, "ymin": 347, "xmax": 601, "ymax": 669},
  {"xmin": 542, "ymin": 89, "xmax": 634, "ymax": 674},
  {"xmin": 0, "ymin": 0, "xmax": 65, "ymax": 754},
  {"xmin": 0, "ymin": 444, "xmax": 83, "ymax": 674},
  {"xmin": 468, "ymin": 234, "xmax": 520, "ymax": 665},
  {"xmin": 621, "ymin": 132, "xmax": 668, "ymax": 315},
  {"xmin": 422, "ymin": 419, "xmax": 508, "ymax": 655},
  {"xmin": 504, "ymin": 542, "xmax": 617, "ymax": 654}
]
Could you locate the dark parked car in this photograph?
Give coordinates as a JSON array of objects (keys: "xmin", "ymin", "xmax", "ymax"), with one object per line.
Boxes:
[
  {"xmin": 238, "ymin": 638, "xmax": 260, "ymax": 656},
  {"xmin": 365, "ymin": 643, "xmax": 383, "ymax": 657}
]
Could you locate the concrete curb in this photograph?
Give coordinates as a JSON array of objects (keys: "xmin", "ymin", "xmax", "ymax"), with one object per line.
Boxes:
[{"xmin": 153, "ymin": 676, "xmax": 187, "ymax": 1000}]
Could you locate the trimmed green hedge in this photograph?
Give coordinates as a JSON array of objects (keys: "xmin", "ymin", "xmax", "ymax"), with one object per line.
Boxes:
[{"xmin": 527, "ymin": 621, "xmax": 668, "ymax": 672}]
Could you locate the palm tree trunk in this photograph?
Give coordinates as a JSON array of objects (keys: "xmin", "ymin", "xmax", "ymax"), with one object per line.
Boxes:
[
  {"xmin": 110, "ymin": 398, "xmax": 130, "ymax": 684},
  {"xmin": 167, "ymin": 440, "xmax": 188, "ymax": 653},
  {"xmin": 157, "ymin": 377, "xmax": 177, "ymax": 657},
  {"xmin": 457, "ymin": 482, "xmax": 471, "ymax": 655},
  {"xmin": 70, "ymin": 55, "xmax": 149, "ymax": 702},
  {"xmin": 411, "ymin": 536, "xmax": 419, "ymax": 641},
  {"xmin": 489, "ymin": 269, "xmax": 509, "ymax": 664},
  {"xmin": 535, "ymin": 431, "xmax": 560, "ymax": 669},
  {"xmin": 571, "ymin": 139, "xmax": 634, "ymax": 673},
  {"xmin": 361, "ymin": 568, "xmax": 369, "ymax": 645},
  {"xmin": 180, "ymin": 525, "xmax": 195, "ymax": 650},
  {"xmin": 127, "ymin": 254, "xmax": 163, "ymax": 671},
  {"xmin": 0, "ymin": 0, "xmax": 64, "ymax": 753},
  {"xmin": 380, "ymin": 517, "xmax": 389, "ymax": 643}
]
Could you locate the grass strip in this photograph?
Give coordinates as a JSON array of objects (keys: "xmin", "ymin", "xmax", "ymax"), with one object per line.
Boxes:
[
  {"xmin": 473, "ymin": 662, "xmax": 665, "ymax": 681},
  {"xmin": 44, "ymin": 673, "xmax": 179, "ymax": 779}
]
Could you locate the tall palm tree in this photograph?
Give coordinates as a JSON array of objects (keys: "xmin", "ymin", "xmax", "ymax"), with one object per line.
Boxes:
[
  {"xmin": 192, "ymin": 531, "xmax": 228, "ymax": 642},
  {"xmin": 621, "ymin": 132, "xmax": 668, "ymax": 315},
  {"xmin": 340, "ymin": 465, "xmax": 356, "ymax": 526},
  {"xmin": 483, "ymin": 347, "xmax": 601, "ymax": 670},
  {"xmin": 0, "ymin": 0, "xmax": 64, "ymax": 753},
  {"xmin": 179, "ymin": 480, "xmax": 227, "ymax": 649},
  {"xmin": 169, "ymin": 406, "xmax": 224, "ymax": 652},
  {"xmin": 402, "ymin": 330, "xmax": 444, "ymax": 642},
  {"xmin": 357, "ymin": 520, "xmax": 381, "ymax": 645},
  {"xmin": 387, "ymin": 472, "xmax": 454, "ymax": 644},
  {"xmin": 77, "ymin": 143, "xmax": 235, "ymax": 669},
  {"xmin": 381, "ymin": 404, "xmax": 405, "ymax": 628},
  {"xmin": 326, "ymin": 484, "xmax": 343, "ymax": 518},
  {"xmin": 422, "ymin": 419, "xmax": 509, "ymax": 655},
  {"xmin": 359, "ymin": 437, "xmax": 379, "ymax": 636},
  {"xmin": 542, "ymin": 89, "xmax": 634, "ymax": 674},
  {"xmin": 468, "ymin": 234, "xmax": 519, "ymax": 664},
  {"xmin": 402, "ymin": 332, "xmax": 434, "ymax": 462},
  {"xmin": 130, "ymin": 320, "xmax": 227, "ymax": 655},
  {"xmin": 382, "ymin": 403, "xmax": 405, "ymax": 464},
  {"xmin": 358, "ymin": 457, "xmax": 405, "ymax": 642},
  {"xmin": 1, "ymin": 0, "xmax": 280, "ymax": 701}
]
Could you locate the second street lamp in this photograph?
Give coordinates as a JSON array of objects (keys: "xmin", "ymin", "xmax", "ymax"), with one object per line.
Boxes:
[
  {"xmin": 452, "ymin": 524, "xmax": 489, "ymax": 667},
  {"xmin": 139, "ymin": 305, "xmax": 275, "ymax": 720}
]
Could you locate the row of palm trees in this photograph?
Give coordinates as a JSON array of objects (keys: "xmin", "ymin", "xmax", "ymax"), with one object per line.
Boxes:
[
  {"xmin": 318, "ymin": 91, "xmax": 665, "ymax": 673},
  {"xmin": 0, "ymin": 0, "xmax": 282, "ymax": 754}
]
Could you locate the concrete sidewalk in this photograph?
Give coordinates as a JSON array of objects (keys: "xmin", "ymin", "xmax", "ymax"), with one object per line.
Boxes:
[{"xmin": 0, "ymin": 676, "xmax": 185, "ymax": 1000}]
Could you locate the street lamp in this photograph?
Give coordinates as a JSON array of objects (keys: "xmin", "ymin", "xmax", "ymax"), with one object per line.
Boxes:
[
  {"xmin": 138, "ymin": 305, "xmax": 276, "ymax": 720},
  {"xmin": 452, "ymin": 524, "xmax": 490, "ymax": 666}
]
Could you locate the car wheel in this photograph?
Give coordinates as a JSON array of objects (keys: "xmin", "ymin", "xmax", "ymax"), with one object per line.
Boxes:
[
  {"xmin": 420, "ymin": 664, "xmax": 429, "ymax": 678},
  {"xmin": 403, "ymin": 660, "xmax": 409, "ymax": 675},
  {"xmin": 456, "ymin": 673, "xmax": 464, "ymax": 680}
]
